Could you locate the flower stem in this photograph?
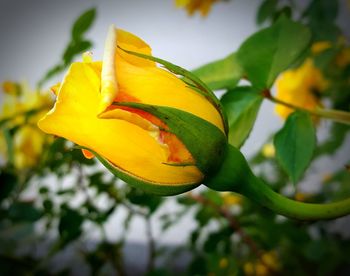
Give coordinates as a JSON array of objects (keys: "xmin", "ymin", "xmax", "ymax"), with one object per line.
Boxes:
[
  {"xmin": 241, "ymin": 174, "xmax": 350, "ymax": 220},
  {"xmin": 206, "ymin": 145, "xmax": 350, "ymax": 220},
  {"xmin": 263, "ymin": 90, "xmax": 350, "ymax": 125}
]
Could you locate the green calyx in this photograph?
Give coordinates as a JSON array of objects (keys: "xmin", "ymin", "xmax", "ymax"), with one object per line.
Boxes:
[
  {"xmin": 206, "ymin": 144, "xmax": 350, "ymax": 221},
  {"xmin": 113, "ymin": 102, "xmax": 227, "ymax": 179}
]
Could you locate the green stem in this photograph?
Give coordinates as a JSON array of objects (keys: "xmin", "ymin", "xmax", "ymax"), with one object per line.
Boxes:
[
  {"xmin": 266, "ymin": 94, "xmax": 350, "ymax": 125},
  {"xmin": 205, "ymin": 145, "xmax": 350, "ymax": 220},
  {"xmin": 241, "ymin": 174, "xmax": 350, "ymax": 220}
]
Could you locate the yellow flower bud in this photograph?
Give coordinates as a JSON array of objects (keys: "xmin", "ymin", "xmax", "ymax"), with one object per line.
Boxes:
[{"xmin": 38, "ymin": 26, "xmax": 227, "ymax": 195}]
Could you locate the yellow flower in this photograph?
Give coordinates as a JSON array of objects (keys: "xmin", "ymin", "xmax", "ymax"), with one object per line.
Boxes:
[
  {"xmin": 261, "ymin": 143, "xmax": 275, "ymax": 158},
  {"xmin": 175, "ymin": 0, "xmax": 219, "ymax": 16},
  {"xmin": 261, "ymin": 251, "xmax": 280, "ymax": 271},
  {"xmin": 219, "ymin": 257, "xmax": 228, "ymax": 268},
  {"xmin": 336, "ymin": 47, "xmax": 350, "ymax": 68},
  {"xmin": 243, "ymin": 262, "xmax": 255, "ymax": 275},
  {"xmin": 13, "ymin": 126, "xmax": 46, "ymax": 170},
  {"xmin": 2, "ymin": 81, "xmax": 19, "ymax": 96},
  {"xmin": 311, "ymin": 41, "xmax": 332, "ymax": 55},
  {"xmin": 38, "ymin": 26, "xmax": 226, "ymax": 195},
  {"xmin": 275, "ymin": 59, "xmax": 328, "ymax": 119},
  {"xmin": 0, "ymin": 82, "xmax": 53, "ymax": 170},
  {"xmin": 243, "ymin": 251, "xmax": 280, "ymax": 276},
  {"xmin": 222, "ymin": 192, "xmax": 242, "ymax": 205}
]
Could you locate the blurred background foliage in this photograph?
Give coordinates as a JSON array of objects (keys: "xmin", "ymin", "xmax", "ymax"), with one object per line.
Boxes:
[{"xmin": 1, "ymin": 0, "xmax": 350, "ymax": 275}]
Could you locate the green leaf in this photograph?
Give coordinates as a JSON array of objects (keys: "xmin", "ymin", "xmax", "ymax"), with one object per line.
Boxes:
[
  {"xmin": 2, "ymin": 128, "xmax": 14, "ymax": 166},
  {"xmin": 37, "ymin": 8, "xmax": 96, "ymax": 88},
  {"xmin": 72, "ymin": 8, "xmax": 96, "ymax": 41},
  {"xmin": 221, "ymin": 87, "xmax": 262, "ymax": 148},
  {"xmin": 237, "ymin": 16, "xmax": 311, "ymax": 90},
  {"xmin": 63, "ymin": 40, "xmax": 93, "ymax": 65},
  {"xmin": 58, "ymin": 207, "xmax": 84, "ymax": 245},
  {"xmin": 0, "ymin": 171, "xmax": 17, "ymax": 203},
  {"xmin": 192, "ymin": 53, "xmax": 242, "ymax": 90},
  {"xmin": 303, "ymin": 0, "xmax": 339, "ymax": 41},
  {"xmin": 256, "ymin": 0, "xmax": 278, "ymax": 25},
  {"xmin": 303, "ymin": 0, "xmax": 338, "ymax": 24},
  {"xmin": 315, "ymin": 124, "xmax": 350, "ymax": 156},
  {"xmin": 274, "ymin": 111, "xmax": 316, "ymax": 184},
  {"xmin": 127, "ymin": 188, "xmax": 163, "ymax": 214},
  {"xmin": 8, "ymin": 202, "xmax": 43, "ymax": 222}
]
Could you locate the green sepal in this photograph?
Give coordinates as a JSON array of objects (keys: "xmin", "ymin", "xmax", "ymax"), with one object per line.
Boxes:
[
  {"xmin": 77, "ymin": 147, "xmax": 198, "ymax": 196},
  {"xmin": 204, "ymin": 144, "xmax": 252, "ymax": 191},
  {"xmin": 113, "ymin": 102, "xmax": 227, "ymax": 178},
  {"xmin": 118, "ymin": 46, "xmax": 229, "ymax": 134}
]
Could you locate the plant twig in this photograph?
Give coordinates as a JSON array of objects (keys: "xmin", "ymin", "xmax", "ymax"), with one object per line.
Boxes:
[
  {"xmin": 188, "ymin": 193, "xmax": 278, "ymax": 274},
  {"xmin": 262, "ymin": 89, "xmax": 350, "ymax": 125},
  {"xmin": 145, "ymin": 215, "xmax": 156, "ymax": 274}
]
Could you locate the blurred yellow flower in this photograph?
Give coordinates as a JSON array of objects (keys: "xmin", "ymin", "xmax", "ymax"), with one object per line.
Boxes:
[
  {"xmin": 295, "ymin": 192, "xmax": 313, "ymax": 202},
  {"xmin": 222, "ymin": 192, "xmax": 242, "ymax": 205},
  {"xmin": 243, "ymin": 262, "xmax": 255, "ymax": 275},
  {"xmin": 244, "ymin": 251, "xmax": 280, "ymax": 276},
  {"xmin": 219, "ymin": 257, "xmax": 228, "ymax": 268},
  {"xmin": 261, "ymin": 143, "xmax": 275, "ymax": 158},
  {"xmin": 275, "ymin": 59, "xmax": 328, "ymax": 119},
  {"xmin": 175, "ymin": 0, "xmax": 219, "ymax": 16},
  {"xmin": 261, "ymin": 251, "xmax": 280, "ymax": 271},
  {"xmin": 2, "ymin": 81, "xmax": 19, "ymax": 96},
  {"xmin": 0, "ymin": 81, "xmax": 53, "ymax": 170},
  {"xmin": 336, "ymin": 47, "xmax": 350, "ymax": 68},
  {"xmin": 13, "ymin": 125, "xmax": 46, "ymax": 170},
  {"xmin": 311, "ymin": 41, "xmax": 332, "ymax": 55}
]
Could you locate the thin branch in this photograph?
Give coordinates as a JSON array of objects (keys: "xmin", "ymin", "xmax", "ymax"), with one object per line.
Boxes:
[
  {"xmin": 262, "ymin": 89, "xmax": 350, "ymax": 125},
  {"xmin": 188, "ymin": 193, "xmax": 278, "ymax": 274},
  {"xmin": 145, "ymin": 215, "xmax": 156, "ymax": 274}
]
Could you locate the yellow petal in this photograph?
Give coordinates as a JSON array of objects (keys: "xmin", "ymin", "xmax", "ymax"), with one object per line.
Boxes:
[
  {"xmin": 115, "ymin": 49, "xmax": 225, "ymax": 132},
  {"xmin": 99, "ymin": 25, "xmax": 119, "ymax": 114},
  {"xmin": 38, "ymin": 61, "xmax": 203, "ymax": 185},
  {"xmin": 99, "ymin": 108, "xmax": 159, "ymax": 132},
  {"xmin": 117, "ymin": 29, "xmax": 155, "ymax": 67}
]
